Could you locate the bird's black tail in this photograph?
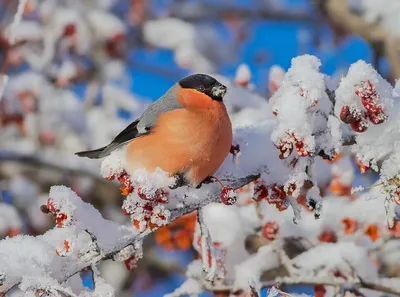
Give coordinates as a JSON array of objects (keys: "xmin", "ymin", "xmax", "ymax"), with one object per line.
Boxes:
[{"xmin": 75, "ymin": 146, "xmax": 107, "ymax": 159}]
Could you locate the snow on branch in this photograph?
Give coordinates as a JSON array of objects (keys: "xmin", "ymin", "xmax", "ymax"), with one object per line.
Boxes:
[{"xmin": 1, "ymin": 55, "xmax": 400, "ymax": 296}]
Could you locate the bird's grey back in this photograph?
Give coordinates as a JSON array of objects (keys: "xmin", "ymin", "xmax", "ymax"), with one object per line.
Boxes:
[{"xmin": 136, "ymin": 84, "xmax": 183, "ymax": 133}]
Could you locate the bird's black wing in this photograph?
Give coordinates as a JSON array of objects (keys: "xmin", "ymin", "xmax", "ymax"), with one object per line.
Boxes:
[
  {"xmin": 75, "ymin": 84, "xmax": 182, "ymax": 159},
  {"xmin": 75, "ymin": 119, "xmax": 151, "ymax": 159}
]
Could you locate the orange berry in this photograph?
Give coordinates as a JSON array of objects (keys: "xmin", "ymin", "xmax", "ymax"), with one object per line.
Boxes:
[
  {"xmin": 56, "ymin": 213, "xmax": 68, "ymax": 228},
  {"xmin": 364, "ymin": 224, "xmax": 380, "ymax": 242},
  {"xmin": 174, "ymin": 229, "xmax": 192, "ymax": 250},
  {"xmin": 342, "ymin": 217, "xmax": 357, "ymax": 235}
]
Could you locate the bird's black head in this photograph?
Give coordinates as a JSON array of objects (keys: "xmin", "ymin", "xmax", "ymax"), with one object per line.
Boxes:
[{"xmin": 178, "ymin": 74, "xmax": 227, "ymax": 101}]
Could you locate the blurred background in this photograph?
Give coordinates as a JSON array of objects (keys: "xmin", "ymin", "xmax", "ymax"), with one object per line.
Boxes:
[{"xmin": 0, "ymin": 0, "xmax": 395, "ymax": 296}]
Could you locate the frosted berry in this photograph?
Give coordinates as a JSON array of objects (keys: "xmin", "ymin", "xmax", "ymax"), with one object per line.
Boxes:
[
  {"xmin": 295, "ymin": 140, "xmax": 310, "ymax": 157},
  {"xmin": 155, "ymin": 188, "xmax": 169, "ymax": 204},
  {"xmin": 124, "ymin": 255, "xmax": 139, "ymax": 270},
  {"xmin": 367, "ymin": 109, "xmax": 387, "ymax": 125},
  {"xmin": 220, "ymin": 186, "xmax": 237, "ymax": 205},
  {"xmin": 118, "ymin": 173, "xmax": 134, "ymax": 196},
  {"xmin": 56, "ymin": 213, "xmax": 68, "ymax": 228},
  {"xmin": 340, "ymin": 105, "xmax": 359, "ymax": 124},
  {"xmin": 46, "ymin": 198, "xmax": 58, "ymax": 213},
  {"xmin": 253, "ymin": 180, "xmax": 268, "ymax": 201},
  {"xmin": 268, "ymin": 184, "xmax": 286, "ymax": 203},
  {"xmin": 277, "ymin": 141, "xmax": 293, "ymax": 159},
  {"xmin": 350, "ymin": 119, "xmax": 368, "ymax": 132},
  {"xmin": 361, "ymin": 97, "xmax": 379, "ymax": 113}
]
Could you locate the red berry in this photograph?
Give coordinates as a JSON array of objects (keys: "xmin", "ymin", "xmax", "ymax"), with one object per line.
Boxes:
[
  {"xmin": 295, "ymin": 140, "xmax": 311, "ymax": 157},
  {"xmin": 340, "ymin": 105, "xmax": 360, "ymax": 124},
  {"xmin": 367, "ymin": 109, "xmax": 387, "ymax": 125},
  {"xmin": 220, "ymin": 186, "xmax": 237, "ymax": 205},
  {"xmin": 46, "ymin": 198, "xmax": 58, "ymax": 213},
  {"xmin": 105, "ymin": 175, "xmax": 115, "ymax": 181},
  {"xmin": 262, "ymin": 221, "xmax": 279, "ymax": 240},
  {"xmin": 155, "ymin": 188, "xmax": 169, "ymax": 204},
  {"xmin": 253, "ymin": 180, "xmax": 269, "ymax": 201},
  {"xmin": 124, "ymin": 255, "xmax": 139, "ymax": 270},
  {"xmin": 277, "ymin": 141, "xmax": 293, "ymax": 159},
  {"xmin": 314, "ymin": 285, "xmax": 326, "ymax": 297},
  {"xmin": 350, "ymin": 119, "xmax": 368, "ymax": 132},
  {"xmin": 137, "ymin": 186, "xmax": 148, "ymax": 200},
  {"xmin": 56, "ymin": 213, "xmax": 68, "ymax": 228},
  {"xmin": 63, "ymin": 23, "xmax": 77, "ymax": 37},
  {"xmin": 118, "ymin": 173, "xmax": 134, "ymax": 196},
  {"xmin": 355, "ymin": 80, "xmax": 376, "ymax": 100},
  {"xmin": 361, "ymin": 97, "xmax": 379, "ymax": 113},
  {"xmin": 142, "ymin": 203, "xmax": 154, "ymax": 212},
  {"xmin": 268, "ymin": 184, "xmax": 286, "ymax": 203},
  {"xmin": 318, "ymin": 230, "xmax": 338, "ymax": 243},
  {"xmin": 121, "ymin": 206, "xmax": 130, "ymax": 216}
]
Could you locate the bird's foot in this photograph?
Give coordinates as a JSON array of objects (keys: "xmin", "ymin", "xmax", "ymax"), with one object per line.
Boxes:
[
  {"xmin": 195, "ymin": 176, "xmax": 217, "ymax": 189},
  {"xmin": 169, "ymin": 174, "xmax": 189, "ymax": 189}
]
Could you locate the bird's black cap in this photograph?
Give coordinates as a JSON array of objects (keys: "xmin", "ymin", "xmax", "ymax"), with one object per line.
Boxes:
[{"xmin": 178, "ymin": 74, "xmax": 227, "ymax": 101}]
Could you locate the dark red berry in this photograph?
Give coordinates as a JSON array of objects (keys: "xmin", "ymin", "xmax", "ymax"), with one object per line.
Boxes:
[
  {"xmin": 340, "ymin": 105, "xmax": 359, "ymax": 124},
  {"xmin": 63, "ymin": 23, "xmax": 77, "ymax": 37},
  {"xmin": 350, "ymin": 119, "xmax": 368, "ymax": 132},
  {"xmin": 220, "ymin": 186, "xmax": 237, "ymax": 205}
]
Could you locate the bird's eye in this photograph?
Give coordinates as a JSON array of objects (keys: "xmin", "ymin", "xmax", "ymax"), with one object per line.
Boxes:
[{"xmin": 198, "ymin": 86, "xmax": 205, "ymax": 92}]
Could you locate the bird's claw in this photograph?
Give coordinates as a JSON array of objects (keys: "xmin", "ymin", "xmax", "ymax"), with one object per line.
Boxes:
[
  {"xmin": 195, "ymin": 176, "xmax": 216, "ymax": 189},
  {"xmin": 169, "ymin": 174, "xmax": 188, "ymax": 189}
]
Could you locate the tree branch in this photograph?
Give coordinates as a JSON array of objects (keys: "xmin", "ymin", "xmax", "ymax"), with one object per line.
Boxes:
[{"xmin": 313, "ymin": 0, "xmax": 400, "ymax": 79}]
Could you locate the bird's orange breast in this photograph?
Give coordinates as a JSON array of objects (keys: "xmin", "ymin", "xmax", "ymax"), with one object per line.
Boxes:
[{"xmin": 126, "ymin": 103, "xmax": 232, "ymax": 186}]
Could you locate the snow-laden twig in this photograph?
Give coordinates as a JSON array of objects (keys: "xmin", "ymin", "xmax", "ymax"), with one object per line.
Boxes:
[
  {"xmin": 6, "ymin": 0, "xmax": 28, "ymax": 45},
  {"xmin": 0, "ymin": 0, "xmax": 27, "ymax": 100}
]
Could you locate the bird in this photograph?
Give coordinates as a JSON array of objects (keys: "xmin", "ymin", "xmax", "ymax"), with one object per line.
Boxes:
[{"xmin": 75, "ymin": 73, "xmax": 233, "ymax": 188}]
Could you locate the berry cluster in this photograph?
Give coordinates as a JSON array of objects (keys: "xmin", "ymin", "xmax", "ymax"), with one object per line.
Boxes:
[
  {"xmin": 339, "ymin": 80, "xmax": 387, "ymax": 132},
  {"xmin": 121, "ymin": 186, "xmax": 170, "ymax": 233},
  {"xmin": 42, "ymin": 198, "xmax": 70, "ymax": 228},
  {"xmin": 275, "ymin": 132, "xmax": 311, "ymax": 159},
  {"xmin": 40, "ymin": 198, "xmax": 72, "ymax": 256},
  {"xmin": 253, "ymin": 179, "xmax": 289, "ymax": 211}
]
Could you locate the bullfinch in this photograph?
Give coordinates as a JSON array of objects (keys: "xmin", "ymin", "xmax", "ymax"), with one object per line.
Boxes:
[{"xmin": 75, "ymin": 74, "xmax": 233, "ymax": 188}]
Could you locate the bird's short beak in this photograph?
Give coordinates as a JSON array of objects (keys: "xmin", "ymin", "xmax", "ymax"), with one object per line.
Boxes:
[{"xmin": 212, "ymin": 84, "xmax": 227, "ymax": 100}]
